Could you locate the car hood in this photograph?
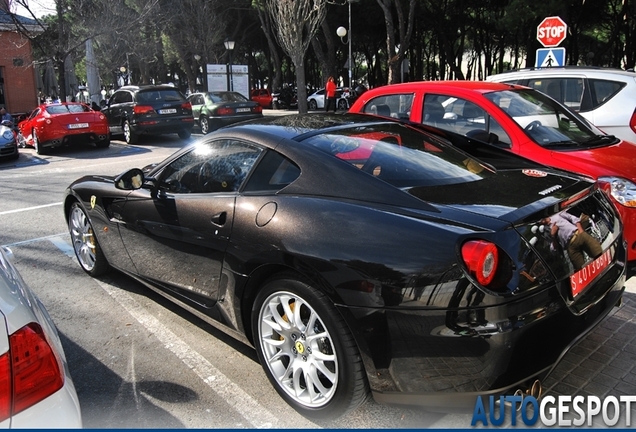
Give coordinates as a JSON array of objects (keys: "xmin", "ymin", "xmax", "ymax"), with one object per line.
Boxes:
[{"xmin": 545, "ymin": 140, "xmax": 636, "ymax": 181}]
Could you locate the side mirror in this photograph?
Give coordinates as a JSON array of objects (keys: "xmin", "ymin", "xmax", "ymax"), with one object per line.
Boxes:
[{"xmin": 114, "ymin": 168, "xmax": 144, "ymax": 190}]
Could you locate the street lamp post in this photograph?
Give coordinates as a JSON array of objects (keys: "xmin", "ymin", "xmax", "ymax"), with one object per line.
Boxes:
[
  {"xmin": 336, "ymin": 0, "xmax": 354, "ymax": 88},
  {"xmin": 224, "ymin": 39, "xmax": 235, "ymax": 92}
]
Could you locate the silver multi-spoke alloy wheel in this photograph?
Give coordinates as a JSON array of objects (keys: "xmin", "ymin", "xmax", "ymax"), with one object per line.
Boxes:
[
  {"xmin": 69, "ymin": 204, "xmax": 97, "ymax": 272},
  {"xmin": 257, "ymin": 290, "xmax": 338, "ymax": 408}
]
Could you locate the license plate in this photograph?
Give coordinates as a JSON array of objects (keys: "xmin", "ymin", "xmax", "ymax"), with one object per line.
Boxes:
[
  {"xmin": 570, "ymin": 246, "xmax": 614, "ymax": 297},
  {"xmin": 68, "ymin": 123, "xmax": 89, "ymax": 129},
  {"xmin": 236, "ymin": 108, "xmax": 251, "ymax": 113},
  {"xmin": 159, "ymin": 109, "xmax": 177, "ymax": 114}
]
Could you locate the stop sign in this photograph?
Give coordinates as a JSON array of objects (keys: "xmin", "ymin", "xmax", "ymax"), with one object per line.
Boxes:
[{"xmin": 537, "ymin": 16, "xmax": 567, "ymax": 47}]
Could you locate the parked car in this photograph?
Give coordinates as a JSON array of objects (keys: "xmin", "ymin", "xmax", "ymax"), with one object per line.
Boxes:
[
  {"xmin": 101, "ymin": 85, "xmax": 194, "ymax": 144},
  {"xmin": 0, "ymin": 246, "xmax": 82, "ymax": 428},
  {"xmin": 349, "ymin": 80, "xmax": 636, "ymax": 277},
  {"xmin": 188, "ymin": 91, "xmax": 263, "ymax": 135},
  {"xmin": 307, "ymin": 87, "xmax": 349, "ymax": 110},
  {"xmin": 271, "ymin": 87, "xmax": 297, "ymax": 110},
  {"xmin": 486, "ymin": 66, "xmax": 636, "ymax": 143},
  {"xmin": 250, "ymin": 88, "xmax": 273, "ymax": 109},
  {"xmin": 0, "ymin": 122, "xmax": 18, "ymax": 161},
  {"xmin": 64, "ymin": 113, "xmax": 625, "ymax": 419},
  {"xmin": 17, "ymin": 102, "xmax": 109, "ymax": 155}
]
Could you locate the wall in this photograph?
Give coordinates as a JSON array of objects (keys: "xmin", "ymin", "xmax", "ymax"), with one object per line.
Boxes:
[{"xmin": 0, "ymin": 30, "xmax": 37, "ymax": 114}]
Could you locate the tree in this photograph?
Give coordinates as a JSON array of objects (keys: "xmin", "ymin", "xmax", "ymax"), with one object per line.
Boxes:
[
  {"xmin": 264, "ymin": 0, "xmax": 327, "ymax": 113},
  {"xmin": 376, "ymin": 0, "xmax": 416, "ymax": 84}
]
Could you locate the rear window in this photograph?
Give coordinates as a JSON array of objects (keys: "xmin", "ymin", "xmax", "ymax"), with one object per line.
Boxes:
[
  {"xmin": 45, "ymin": 104, "xmax": 91, "ymax": 114},
  {"xmin": 301, "ymin": 123, "xmax": 492, "ymax": 188},
  {"xmin": 208, "ymin": 92, "xmax": 249, "ymax": 103},
  {"xmin": 137, "ymin": 89, "xmax": 186, "ymax": 103},
  {"xmin": 589, "ymin": 79, "xmax": 625, "ymax": 108}
]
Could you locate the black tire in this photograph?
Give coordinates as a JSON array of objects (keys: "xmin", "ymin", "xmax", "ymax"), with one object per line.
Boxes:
[
  {"xmin": 199, "ymin": 116, "xmax": 210, "ymax": 135},
  {"xmin": 308, "ymin": 99, "xmax": 318, "ymax": 111},
  {"xmin": 96, "ymin": 136, "xmax": 110, "ymax": 149},
  {"xmin": 337, "ymin": 99, "xmax": 348, "ymax": 110},
  {"xmin": 178, "ymin": 129, "xmax": 192, "ymax": 139},
  {"xmin": 123, "ymin": 120, "xmax": 138, "ymax": 144},
  {"xmin": 33, "ymin": 129, "xmax": 47, "ymax": 155},
  {"xmin": 67, "ymin": 202, "xmax": 110, "ymax": 276},
  {"xmin": 251, "ymin": 273, "xmax": 368, "ymax": 419}
]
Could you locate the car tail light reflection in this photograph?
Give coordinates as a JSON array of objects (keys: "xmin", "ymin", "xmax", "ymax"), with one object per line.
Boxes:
[
  {"xmin": 133, "ymin": 105, "xmax": 155, "ymax": 115},
  {"xmin": 0, "ymin": 322, "xmax": 64, "ymax": 421},
  {"xmin": 461, "ymin": 240, "xmax": 499, "ymax": 286}
]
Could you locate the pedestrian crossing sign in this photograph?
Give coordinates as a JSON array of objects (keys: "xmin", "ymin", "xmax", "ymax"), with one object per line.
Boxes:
[{"xmin": 535, "ymin": 48, "xmax": 566, "ymax": 68}]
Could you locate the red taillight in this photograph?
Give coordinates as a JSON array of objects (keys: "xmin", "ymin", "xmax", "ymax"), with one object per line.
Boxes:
[
  {"xmin": 217, "ymin": 107, "xmax": 234, "ymax": 116},
  {"xmin": 630, "ymin": 111, "xmax": 636, "ymax": 134},
  {"xmin": 254, "ymin": 105, "xmax": 263, "ymax": 114},
  {"xmin": 133, "ymin": 105, "xmax": 155, "ymax": 115},
  {"xmin": 10, "ymin": 323, "xmax": 64, "ymax": 416},
  {"xmin": 461, "ymin": 240, "xmax": 499, "ymax": 286},
  {"xmin": 181, "ymin": 101, "xmax": 192, "ymax": 110},
  {"xmin": 0, "ymin": 353, "xmax": 10, "ymax": 421}
]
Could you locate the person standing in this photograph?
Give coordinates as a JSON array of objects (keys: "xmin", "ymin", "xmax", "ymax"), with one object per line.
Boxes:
[{"xmin": 325, "ymin": 76, "xmax": 336, "ymax": 112}]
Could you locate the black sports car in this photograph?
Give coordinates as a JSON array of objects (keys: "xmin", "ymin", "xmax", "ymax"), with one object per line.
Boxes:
[{"xmin": 64, "ymin": 113, "xmax": 626, "ymax": 419}]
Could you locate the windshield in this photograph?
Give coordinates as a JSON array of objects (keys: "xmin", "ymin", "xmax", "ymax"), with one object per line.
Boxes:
[
  {"xmin": 302, "ymin": 122, "xmax": 494, "ymax": 189},
  {"xmin": 484, "ymin": 89, "xmax": 612, "ymax": 147}
]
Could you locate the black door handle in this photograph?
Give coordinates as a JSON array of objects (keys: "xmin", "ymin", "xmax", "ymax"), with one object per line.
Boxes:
[{"xmin": 211, "ymin": 211, "xmax": 227, "ymax": 226}]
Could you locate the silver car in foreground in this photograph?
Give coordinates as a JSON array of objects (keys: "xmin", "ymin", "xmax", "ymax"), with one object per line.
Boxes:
[{"xmin": 0, "ymin": 247, "xmax": 81, "ymax": 428}]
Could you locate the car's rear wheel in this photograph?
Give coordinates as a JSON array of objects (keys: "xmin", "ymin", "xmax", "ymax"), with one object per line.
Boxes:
[
  {"xmin": 123, "ymin": 120, "xmax": 138, "ymax": 144},
  {"xmin": 337, "ymin": 99, "xmax": 348, "ymax": 110},
  {"xmin": 33, "ymin": 129, "xmax": 46, "ymax": 155},
  {"xmin": 68, "ymin": 202, "xmax": 110, "ymax": 276},
  {"xmin": 199, "ymin": 116, "xmax": 210, "ymax": 135},
  {"xmin": 309, "ymin": 99, "xmax": 318, "ymax": 111},
  {"xmin": 252, "ymin": 274, "xmax": 368, "ymax": 419},
  {"xmin": 178, "ymin": 129, "xmax": 191, "ymax": 139}
]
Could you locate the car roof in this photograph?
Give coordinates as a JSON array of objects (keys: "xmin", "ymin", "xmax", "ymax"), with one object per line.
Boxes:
[
  {"xmin": 362, "ymin": 80, "xmax": 522, "ymax": 94},
  {"xmin": 487, "ymin": 66, "xmax": 636, "ymax": 80}
]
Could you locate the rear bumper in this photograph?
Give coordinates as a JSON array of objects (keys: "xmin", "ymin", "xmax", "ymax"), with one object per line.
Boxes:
[
  {"xmin": 342, "ymin": 272, "xmax": 625, "ymax": 412},
  {"xmin": 132, "ymin": 116, "xmax": 194, "ymax": 135}
]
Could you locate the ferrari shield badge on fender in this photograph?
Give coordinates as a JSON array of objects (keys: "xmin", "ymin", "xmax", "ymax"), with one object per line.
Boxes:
[{"xmin": 90, "ymin": 195, "xmax": 96, "ymax": 209}]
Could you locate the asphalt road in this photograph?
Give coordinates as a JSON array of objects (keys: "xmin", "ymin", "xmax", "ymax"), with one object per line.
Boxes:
[{"xmin": 1, "ymin": 120, "xmax": 635, "ymax": 428}]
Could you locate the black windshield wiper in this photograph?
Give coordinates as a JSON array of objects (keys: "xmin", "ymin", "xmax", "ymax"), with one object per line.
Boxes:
[{"xmin": 582, "ymin": 134, "xmax": 618, "ymax": 145}]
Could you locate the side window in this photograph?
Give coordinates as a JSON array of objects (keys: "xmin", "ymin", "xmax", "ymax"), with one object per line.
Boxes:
[
  {"xmin": 362, "ymin": 94, "xmax": 413, "ymax": 120},
  {"xmin": 527, "ymin": 78, "xmax": 584, "ymax": 110},
  {"xmin": 243, "ymin": 150, "xmax": 300, "ymax": 192},
  {"xmin": 589, "ymin": 79, "xmax": 624, "ymax": 109},
  {"xmin": 160, "ymin": 140, "xmax": 262, "ymax": 194},
  {"xmin": 423, "ymin": 94, "xmax": 512, "ymax": 147}
]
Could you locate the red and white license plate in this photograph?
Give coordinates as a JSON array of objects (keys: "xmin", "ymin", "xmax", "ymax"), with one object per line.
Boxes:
[
  {"xmin": 570, "ymin": 246, "xmax": 614, "ymax": 297},
  {"xmin": 68, "ymin": 122, "xmax": 89, "ymax": 129}
]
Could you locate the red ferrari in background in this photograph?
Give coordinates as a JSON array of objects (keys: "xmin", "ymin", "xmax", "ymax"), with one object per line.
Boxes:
[
  {"xmin": 18, "ymin": 102, "xmax": 110, "ymax": 155},
  {"xmin": 349, "ymin": 81, "xmax": 636, "ymax": 277}
]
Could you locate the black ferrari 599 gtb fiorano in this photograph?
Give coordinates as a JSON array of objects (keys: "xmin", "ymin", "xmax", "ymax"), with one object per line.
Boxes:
[{"xmin": 64, "ymin": 113, "xmax": 626, "ymax": 420}]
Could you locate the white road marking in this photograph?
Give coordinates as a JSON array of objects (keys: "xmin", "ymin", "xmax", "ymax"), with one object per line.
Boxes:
[
  {"xmin": 47, "ymin": 236, "xmax": 296, "ymax": 429},
  {"xmin": 0, "ymin": 202, "xmax": 62, "ymax": 216}
]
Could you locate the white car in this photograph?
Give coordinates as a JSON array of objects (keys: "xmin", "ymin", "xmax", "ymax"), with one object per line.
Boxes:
[
  {"xmin": 307, "ymin": 87, "xmax": 350, "ymax": 110},
  {"xmin": 0, "ymin": 246, "xmax": 82, "ymax": 428},
  {"xmin": 487, "ymin": 66, "xmax": 636, "ymax": 143}
]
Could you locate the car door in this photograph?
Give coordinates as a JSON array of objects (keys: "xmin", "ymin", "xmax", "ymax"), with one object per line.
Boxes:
[
  {"xmin": 115, "ymin": 138, "xmax": 263, "ymax": 305},
  {"xmin": 102, "ymin": 90, "xmax": 132, "ymax": 134}
]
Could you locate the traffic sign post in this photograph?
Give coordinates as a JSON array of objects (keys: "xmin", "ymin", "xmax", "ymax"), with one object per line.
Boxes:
[{"xmin": 537, "ymin": 16, "xmax": 567, "ymax": 48}]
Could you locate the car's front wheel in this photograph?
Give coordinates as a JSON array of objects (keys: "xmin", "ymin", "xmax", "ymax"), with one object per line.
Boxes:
[
  {"xmin": 68, "ymin": 202, "xmax": 110, "ymax": 276},
  {"xmin": 252, "ymin": 274, "xmax": 368, "ymax": 419},
  {"xmin": 123, "ymin": 120, "xmax": 138, "ymax": 144},
  {"xmin": 199, "ymin": 116, "xmax": 210, "ymax": 135}
]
